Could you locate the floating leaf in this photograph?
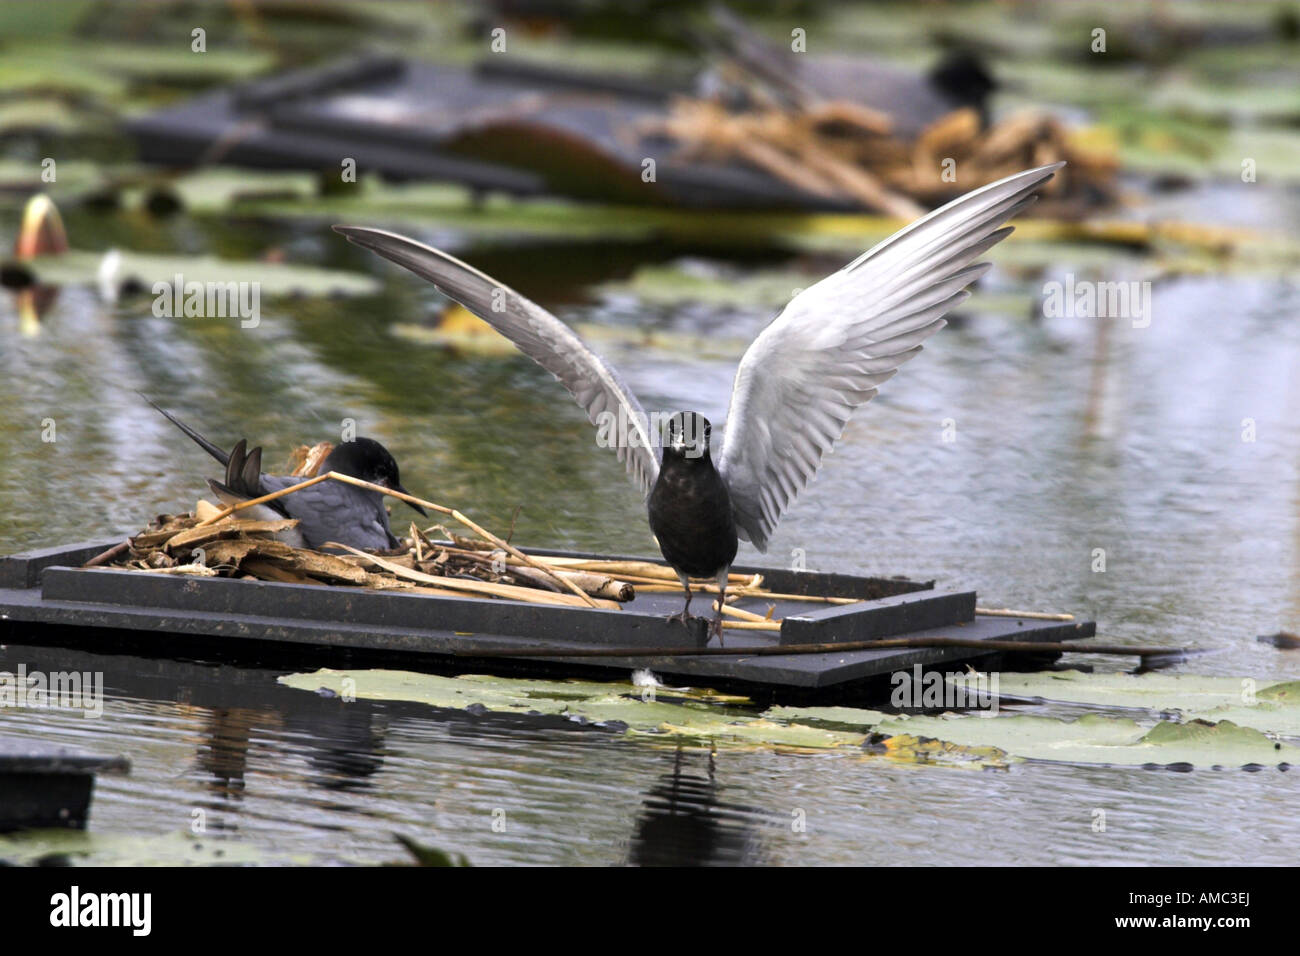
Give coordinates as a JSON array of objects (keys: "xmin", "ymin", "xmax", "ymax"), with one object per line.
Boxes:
[
  {"xmin": 600, "ymin": 264, "xmax": 811, "ymax": 309},
  {"xmin": 986, "ymin": 671, "xmax": 1300, "ymax": 736},
  {"xmin": 0, "ymin": 829, "xmax": 267, "ymax": 867},
  {"xmin": 279, "ymin": 668, "xmax": 753, "ymax": 729},
  {"xmin": 772, "ymin": 705, "xmax": 1299, "ymax": 768},
  {"xmin": 278, "ymin": 668, "xmax": 869, "ymax": 754},
  {"xmin": 992, "ymin": 670, "xmax": 1260, "ymax": 710},
  {"xmin": 281, "ymin": 669, "xmax": 1300, "ymax": 766},
  {"xmin": 278, "ymin": 669, "xmax": 1001, "ymax": 765},
  {"xmin": 125, "ymin": 168, "xmax": 320, "ymax": 214},
  {"xmin": 875, "ymin": 733, "xmax": 1012, "ymax": 769},
  {"xmin": 9, "ymin": 249, "xmax": 380, "ymax": 298}
]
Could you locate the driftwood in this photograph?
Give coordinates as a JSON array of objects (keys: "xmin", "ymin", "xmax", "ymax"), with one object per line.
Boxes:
[
  {"xmin": 329, "ymin": 543, "xmax": 622, "ymax": 610},
  {"xmin": 286, "ymin": 441, "xmax": 334, "ymax": 477},
  {"xmin": 90, "ymin": 484, "xmax": 635, "ymax": 610},
  {"xmin": 507, "ymin": 565, "xmax": 634, "ymax": 602},
  {"xmin": 638, "ymin": 96, "xmax": 1114, "ymax": 217},
  {"xmin": 512, "ymin": 553, "xmax": 760, "ymax": 587},
  {"xmin": 193, "ymin": 471, "xmax": 602, "ymax": 608}
]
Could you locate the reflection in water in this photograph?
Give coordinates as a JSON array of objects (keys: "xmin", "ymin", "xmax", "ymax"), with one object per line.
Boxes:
[
  {"xmin": 0, "ymin": 640, "xmax": 1298, "ymax": 865},
  {"xmin": 195, "ymin": 707, "xmax": 258, "ymax": 797},
  {"xmin": 628, "ymin": 749, "xmax": 765, "ymax": 866},
  {"xmin": 282, "ymin": 705, "xmax": 390, "ymax": 790}
]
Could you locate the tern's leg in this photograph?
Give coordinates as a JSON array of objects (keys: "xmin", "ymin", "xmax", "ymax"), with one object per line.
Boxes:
[
  {"xmin": 709, "ymin": 569, "xmax": 728, "ymax": 645},
  {"xmin": 667, "ymin": 573, "xmax": 694, "ymax": 625}
]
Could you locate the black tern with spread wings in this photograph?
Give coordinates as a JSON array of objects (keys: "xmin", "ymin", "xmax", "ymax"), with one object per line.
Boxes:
[
  {"xmin": 335, "ymin": 162, "xmax": 1062, "ymax": 638},
  {"xmin": 146, "ymin": 398, "xmax": 426, "ymax": 552}
]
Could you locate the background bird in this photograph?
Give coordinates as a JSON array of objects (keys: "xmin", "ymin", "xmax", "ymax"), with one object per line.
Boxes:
[
  {"xmin": 146, "ymin": 398, "xmax": 425, "ymax": 552},
  {"xmin": 335, "ymin": 162, "xmax": 1062, "ymax": 638}
]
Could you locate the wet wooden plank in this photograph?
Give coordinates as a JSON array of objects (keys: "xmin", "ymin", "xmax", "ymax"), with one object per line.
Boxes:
[
  {"xmin": 125, "ymin": 59, "xmax": 861, "ymax": 209},
  {"xmin": 0, "ymin": 540, "xmax": 1095, "ymax": 691},
  {"xmin": 42, "ymin": 566, "xmax": 714, "ymax": 648},
  {"xmin": 0, "ymin": 538, "xmax": 119, "ymax": 589},
  {"xmin": 0, "ymin": 736, "xmax": 130, "ymax": 833},
  {"xmin": 780, "ymin": 589, "xmax": 975, "ymax": 645}
]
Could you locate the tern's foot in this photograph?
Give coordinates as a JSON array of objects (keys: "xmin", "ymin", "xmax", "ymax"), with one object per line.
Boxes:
[
  {"xmin": 708, "ymin": 615, "xmax": 725, "ymax": 646},
  {"xmin": 666, "ymin": 609, "xmax": 698, "ymax": 627}
]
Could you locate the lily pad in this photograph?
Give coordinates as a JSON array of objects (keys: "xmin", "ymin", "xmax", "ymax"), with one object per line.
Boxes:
[
  {"xmin": 279, "ymin": 669, "xmax": 1300, "ymax": 768},
  {"xmin": 885, "ymin": 713, "xmax": 1292, "ymax": 769},
  {"xmin": 10, "ymin": 249, "xmax": 380, "ymax": 298},
  {"xmin": 649, "ymin": 717, "xmax": 873, "ymax": 754},
  {"xmin": 0, "ymin": 829, "xmax": 267, "ymax": 867},
  {"xmin": 771, "ymin": 706, "xmax": 1298, "ymax": 769},
  {"xmin": 279, "ymin": 668, "xmax": 890, "ymax": 757},
  {"xmin": 279, "ymin": 668, "xmax": 756, "ymax": 730},
  {"xmin": 0, "ymin": 41, "xmax": 272, "ymax": 98},
  {"xmin": 599, "ymin": 264, "xmax": 811, "ymax": 309},
  {"xmin": 986, "ymin": 671, "xmax": 1300, "ymax": 736},
  {"xmin": 124, "ymin": 168, "xmax": 320, "ymax": 214},
  {"xmin": 993, "ymin": 670, "xmax": 1265, "ymax": 709}
]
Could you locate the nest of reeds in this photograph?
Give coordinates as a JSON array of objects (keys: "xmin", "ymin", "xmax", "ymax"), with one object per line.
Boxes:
[
  {"xmin": 85, "ymin": 469, "xmax": 1079, "ymax": 634},
  {"xmin": 97, "ymin": 504, "xmax": 634, "ymax": 610},
  {"xmin": 637, "ymin": 99, "xmax": 1114, "ymax": 219},
  {"xmin": 86, "ymin": 450, "xmax": 779, "ymax": 618}
]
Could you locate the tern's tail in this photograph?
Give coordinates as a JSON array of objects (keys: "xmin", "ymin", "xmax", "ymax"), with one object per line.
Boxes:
[{"xmin": 143, "ymin": 394, "xmax": 231, "ymax": 468}]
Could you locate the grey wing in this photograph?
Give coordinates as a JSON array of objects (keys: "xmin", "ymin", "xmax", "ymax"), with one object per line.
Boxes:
[
  {"xmin": 258, "ymin": 475, "xmax": 396, "ymax": 552},
  {"xmin": 333, "ymin": 225, "xmax": 661, "ymax": 497},
  {"xmin": 718, "ymin": 163, "xmax": 1063, "ymax": 551}
]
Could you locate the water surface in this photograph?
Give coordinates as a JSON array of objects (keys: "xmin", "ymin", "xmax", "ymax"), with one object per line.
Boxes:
[{"xmin": 1, "ymin": 183, "xmax": 1298, "ymax": 865}]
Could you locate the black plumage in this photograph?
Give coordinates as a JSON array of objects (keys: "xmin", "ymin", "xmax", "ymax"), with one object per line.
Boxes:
[
  {"xmin": 146, "ymin": 398, "xmax": 425, "ymax": 552},
  {"xmin": 646, "ymin": 413, "xmax": 738, "ymax": 638}
]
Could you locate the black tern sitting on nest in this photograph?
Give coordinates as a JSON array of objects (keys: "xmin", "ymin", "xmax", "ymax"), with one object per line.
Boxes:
[
  {"xmin": 336, "ymin": 162, "xmax": 1062, "ymax": 638},
  {"xmin": 146, "ymin": 398, "xmax": 426, "ymax": 552}
]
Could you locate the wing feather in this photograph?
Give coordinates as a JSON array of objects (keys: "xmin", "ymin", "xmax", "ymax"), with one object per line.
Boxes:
[
  {"xmin": 333, "ymin": 226, "xmax": 660, "ymax": 495},
  {"xmin": 719, "ymin": 163, "xmax": 1063, "ymax": 551}
]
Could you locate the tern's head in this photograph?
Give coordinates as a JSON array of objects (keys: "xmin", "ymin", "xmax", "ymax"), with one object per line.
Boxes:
[
  {"xmin": 664, "ymin": 412, "xmax": 712, "ymax": 461},
  {"xmin": 324, "ymin": 438, "xmax": 427, "ymax": 516}
]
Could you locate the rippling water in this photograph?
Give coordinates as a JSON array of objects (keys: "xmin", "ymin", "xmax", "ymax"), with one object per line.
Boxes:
[{"xmin": 1, "ymin": 183, "xmax": 1298, "ymax": 865}]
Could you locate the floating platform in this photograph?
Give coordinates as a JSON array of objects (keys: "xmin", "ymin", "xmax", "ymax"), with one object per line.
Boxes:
[
  {"xmin": 0, "ymin": 736, "xmax": 129, "ymax": 832},
  {"xmin": 125, "ymin": 55, "xmax": 872, "ymax": 211},
  {"xmin": 0, "ymin": 539, "xmax": 1095, "ymax": 695}
]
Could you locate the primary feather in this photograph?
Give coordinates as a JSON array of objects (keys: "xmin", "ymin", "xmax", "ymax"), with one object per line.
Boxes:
[
  {"xmin": 717, "ymin": 162, "xmax": 1062, "ymax": 550},
  {"xmin": 331, "ymin": 225, "xmax": 661, "ymax": 497}
]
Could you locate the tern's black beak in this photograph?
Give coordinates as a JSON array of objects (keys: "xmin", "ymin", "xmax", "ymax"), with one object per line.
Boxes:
[{"xmin": 392, "ymin": 483, "xmax": 428, "ymax": 517}]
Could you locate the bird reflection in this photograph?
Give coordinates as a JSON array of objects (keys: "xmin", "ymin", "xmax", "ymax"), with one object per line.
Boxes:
[
  {"xmin": 628, "ymin": 747, "xmax": 764, "ymax": 866},
  {"xmin": 191, "ymin": 697, "xmax": 390, "ymax": 799},
  {"xmin": 282, "ymin": 700, "xmax": 391, "ymax": 791},
  {"xmin": 194, "ymin": 706, "xmax": 261, "ymax": 797}
]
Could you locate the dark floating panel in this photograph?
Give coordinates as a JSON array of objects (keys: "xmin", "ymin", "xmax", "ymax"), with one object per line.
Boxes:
[
  {"xmin": 125, "ymin": 56, "xmax": 867, "ymax": 210},
  {"xmin": 0, "ymin": 736, "xmax": 130, "ymax": 833},
  {"xmin": 0, "ymin": 539, "xmax": 1095, "ymax": 693}
]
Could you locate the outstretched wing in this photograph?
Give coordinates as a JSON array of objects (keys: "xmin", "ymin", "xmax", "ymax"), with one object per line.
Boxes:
[
  {"xmin": 333, "ymin": 226, "xmax": 661, "ymax": 496},
  {"xmin": 718, "ymin": 163, "xmax": 1063, "ymax": 551}
]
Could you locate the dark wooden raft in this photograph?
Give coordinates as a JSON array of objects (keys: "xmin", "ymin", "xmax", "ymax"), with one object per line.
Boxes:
[
  {"xmin": 124, "ymin": 55, "xmax": 903, "ymax": 211},
  {"xmin": 0, "ymin": 539, "xmax": 1095, "ymax": 690},
  {"xmin": 0, "ymin": 736, "xmax": 130, "ymax": 833}
]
